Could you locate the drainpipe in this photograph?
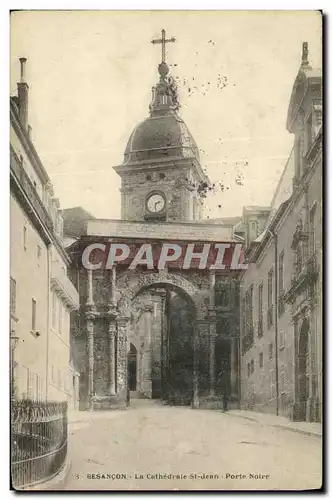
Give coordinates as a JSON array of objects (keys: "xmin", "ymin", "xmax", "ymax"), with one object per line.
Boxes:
[{"xmin": 268, "ymin": 229, "xmax": 279, "ymax": 416}]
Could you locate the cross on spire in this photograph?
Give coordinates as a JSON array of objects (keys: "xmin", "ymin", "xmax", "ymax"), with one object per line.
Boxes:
[{"xmin": 151, "ymin": 29, "xmax": 176, "ymax": 64}]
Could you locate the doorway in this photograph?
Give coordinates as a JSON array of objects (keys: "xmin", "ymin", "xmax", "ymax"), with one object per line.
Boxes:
[
  {"xmin": 297, "ymin": 317, "xmax": 309, "ymax": 420},
  {"xmin": 128, "ymin": 343, "xmax": 137, "ymax": 391}
]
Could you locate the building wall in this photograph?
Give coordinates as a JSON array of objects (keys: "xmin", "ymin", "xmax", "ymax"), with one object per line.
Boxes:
[
  {"xmin": 10, "ymin": 94, "xmax": 79, "ymax": 406},
  {"xmin": 239, "ymin": 54, "xmax": 322, "ymax": 422},
  {"xmin": 10, "ymin": 193, "xmax": 79, "ymax": 404},
  {"xmin": 48, "ymin": 246, "xmax": 79, "ymax": 408},
  {"xmin": 11, "ymin": 194, "xmax": 49, "ymax": 400},
  {"xmin": 240, "ymin": 144, "xmax": 322, "ymax": 421}
]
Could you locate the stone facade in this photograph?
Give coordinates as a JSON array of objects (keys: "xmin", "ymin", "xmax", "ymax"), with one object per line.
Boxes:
[
  {"xmin": 239, "ymin": 45, "xmax": 322, "ymax": 422},
  {"xmin": 10, "ymin": 58, "xmax": 80, "ymax": 408},
  {"xmin": 67, "ymin": 52, "xmax": 242, "ymax": 411}
]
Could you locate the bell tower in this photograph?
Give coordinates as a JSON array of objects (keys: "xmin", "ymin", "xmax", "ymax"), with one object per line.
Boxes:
[{"xmin": 113, "ymin": 30, "xmax": 208, "ymax": 223}]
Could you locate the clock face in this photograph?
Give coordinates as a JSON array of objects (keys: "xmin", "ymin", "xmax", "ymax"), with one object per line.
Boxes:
[{"xmin": 146, "ymin": 193, "xmax": 165, "ymax": 213}]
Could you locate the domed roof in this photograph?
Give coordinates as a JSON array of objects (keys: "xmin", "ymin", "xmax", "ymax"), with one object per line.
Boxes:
[{"xmin": 124, "ymin": 112, "xmax": 200, "ymax": 164}]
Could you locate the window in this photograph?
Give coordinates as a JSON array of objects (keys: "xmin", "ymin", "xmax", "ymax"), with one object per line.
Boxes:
[
  {"xmin": 309, "ymin": 204, "xmax": 317, "ymax": 255},
  {"xmin": 250, "ymin": 359, "xmax": 254, "ymax": 375},
  {"xmin": 279, "ymin": 330, "xmax": 285, "ymax": 350},
  {"xmin": 146, "ymin": 174, "xmax": 152, "ymax": 181},
  {"xmin": 247, "ymin": 362, "xmax": 251, "ymax": 378},
  {"xmin": 258, "ymin": 282, "xmax": 263, "ymax": 337},
  {"xmin": 269, "ymin": 342, "xmax": 273, "ymax": 360},
  {"xmin": 268, "ymin": 268, "xmax": 274, "ymax": 328},
  {"xmin": 10, "ymin": 278, "xmax": 16, "ymax": 314},
  {"xmin": 245, "ymin": 285, "xmax": 254, "ymax": 338},
  {"xmin": 278, "ymin": 252, "xmax": 285, "ymax": 316},
  {"xmin": 268, "ymin": 268, "xmax": 273, "ymax": 307},
  {"xmin": 215, "ymin": 282, "xmax": 230, "ymax": 308},
  {"xmin": 278, "ymin": 251, "xmax": 284, "ymax": 294},
  {"xmin": 159, "ymin": 172, "xmax": 166, "ymax": 180},
  {"xmin": 279, "ymin": 367, "xmax": 286, "ymax": 395},
  {"xmin": 31, "ymin": 299, "xmax": 36, "ymax": 331},
  {"xmin": 259, "ymin": 352, "xmax": 264, "ymax": 368},
  {"xmin": 23, "ymin": 226, "xmax": 27, "ymax": 250},
  {"xmin": 52, "ymin": 292, "xmax": 57, "ymax": 329},
  {"xmin": 269, "ymin": 369, "xmax": 275, "ymax": 399}
]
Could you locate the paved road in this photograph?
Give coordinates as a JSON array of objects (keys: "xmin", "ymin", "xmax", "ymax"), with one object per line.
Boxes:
[{"xmin": 62, "ymin": 400, "xmax": 322, "ymax": 491}]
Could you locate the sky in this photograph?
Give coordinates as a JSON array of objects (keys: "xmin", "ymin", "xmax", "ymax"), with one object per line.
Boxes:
[{"xmin": 10, "ymin": 10, "xmax": 322, "ymax": 220}]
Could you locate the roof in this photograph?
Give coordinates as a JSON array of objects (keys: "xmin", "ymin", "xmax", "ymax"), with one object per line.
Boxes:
[
  {"xmin": 287, "ymin": 65, "xmax": 322, "ymax": 132},
  {"xmin": 123, "ymin": 112, "xmax": 200, "ymax": 165},
  {"xmin": 62, "ymin": 206, "xmax": 96, "ymax": 238}
]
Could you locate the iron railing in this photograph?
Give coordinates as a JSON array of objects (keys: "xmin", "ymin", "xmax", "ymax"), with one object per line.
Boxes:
[
  {"xmin": 11, "ymin": 399, "xmax": 68, "ymax": 489},
  {"xmin": 10, "ymin": 146, "xmax": 54, "ymax": 234}
]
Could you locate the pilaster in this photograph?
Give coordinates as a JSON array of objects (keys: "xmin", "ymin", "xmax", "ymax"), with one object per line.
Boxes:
[
  {"xmin": 116, "ymin": 315, "xmax": 130, "ymax": 401},
  {"xmin": 141, "ymin": 303, "xmax": 154, "ymax": 398}
]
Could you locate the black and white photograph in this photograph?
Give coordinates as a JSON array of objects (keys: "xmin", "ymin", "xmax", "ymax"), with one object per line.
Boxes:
[{"xmin": 9, "ymin": 10, "xmax": 323, "ymax": 491}]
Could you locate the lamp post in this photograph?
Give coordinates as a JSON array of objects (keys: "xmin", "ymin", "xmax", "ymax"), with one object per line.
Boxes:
[{"xmin": 10, "ymin": 332, "xmax": 19, "ymax": 402}]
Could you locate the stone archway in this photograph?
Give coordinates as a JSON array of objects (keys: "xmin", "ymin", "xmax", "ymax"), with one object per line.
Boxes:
[
  {"xmin": 116, "ymin": 269, "xmax": 204, "ymax": 318},
  {"xmin": 115, "ymin": 269, "xmax": 210, "ymax": 407}
]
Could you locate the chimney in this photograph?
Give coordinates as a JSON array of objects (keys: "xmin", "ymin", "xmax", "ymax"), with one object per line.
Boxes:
[{"xmin": 17, "ymin": 57, "xmax": 29, "ymax": 130}]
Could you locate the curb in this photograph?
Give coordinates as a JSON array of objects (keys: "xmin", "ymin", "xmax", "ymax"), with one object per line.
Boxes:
[
  {"xmin": 271, "ymin": 424, "xmax": 322, "ymax": 438},
  {"xmin": 225, "ymin": 412, "xmax": 322, "ymax": 439}
]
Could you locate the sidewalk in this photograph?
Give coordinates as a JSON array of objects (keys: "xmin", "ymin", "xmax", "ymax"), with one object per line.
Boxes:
[
  {"xmin": 226, "ymin": 409, "xmax": 322, "ymax": 438},
  {"xmin": 68, "ymin": 408, "xmax": 125, "ymax": 424}
]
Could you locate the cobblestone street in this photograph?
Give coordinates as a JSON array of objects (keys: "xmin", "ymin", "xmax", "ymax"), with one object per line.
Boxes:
[{"xmin": 60, "ymin": 400, "xmax": 322, "ymax": 491}]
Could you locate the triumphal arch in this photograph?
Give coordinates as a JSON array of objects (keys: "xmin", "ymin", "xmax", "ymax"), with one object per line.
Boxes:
[{"xmin": 68, "ymin": 31, "xmax": 244, "ymax": 410}]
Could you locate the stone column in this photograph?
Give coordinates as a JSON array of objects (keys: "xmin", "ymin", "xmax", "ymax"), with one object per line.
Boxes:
[
  {"xmin": 192, "ymin": 321, "xmax": 200, "ymax": 408},
  {"xmin": 208, "ymin": 307, "xmax": 217, "ymax": 397},
  {"xmin": 108, "ymin": 266, "xmax": 117, "ymax": 396},
  {"xmin": 116, "ymin": 316, "xmax": 130, "ymax": 402},
  {"xmin": 142, "ymin": 304, "xmax": 153, "ymax": 398},
  {"xmin": 108, "ymin": 312, "xmax": 117, "ymax": 396},
  {"xmin": 86, "ymin": 311, "xmax": 95, "ymax": 411},
  {"xmin": 85, "ymin": 269, "xmax": 96, "ymax": 411},
  {"xmin": 208, "ymin": 270, "xmax": 217, "ymax": 397},
  {"xmin": 230, "ymin": 335, "xmax": 238, "ymax": 398},
  {"xmin": 87, "ymin": 268, "xmax": 94, "ymax": 306}
]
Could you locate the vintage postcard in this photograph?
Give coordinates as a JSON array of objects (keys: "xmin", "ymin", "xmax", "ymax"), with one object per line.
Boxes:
[{"xmin": 10, "ymin": 10, "xmax": 323, "ymax": 491}]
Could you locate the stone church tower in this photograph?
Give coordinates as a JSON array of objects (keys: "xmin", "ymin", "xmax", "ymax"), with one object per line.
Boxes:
[
  {"xmin": 114, "ymin": 55, "xmax": 207, "ymax": 223},
  {"xmin": 113, "ymin": 45, "xmax": 208, "ymax": 401}
]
